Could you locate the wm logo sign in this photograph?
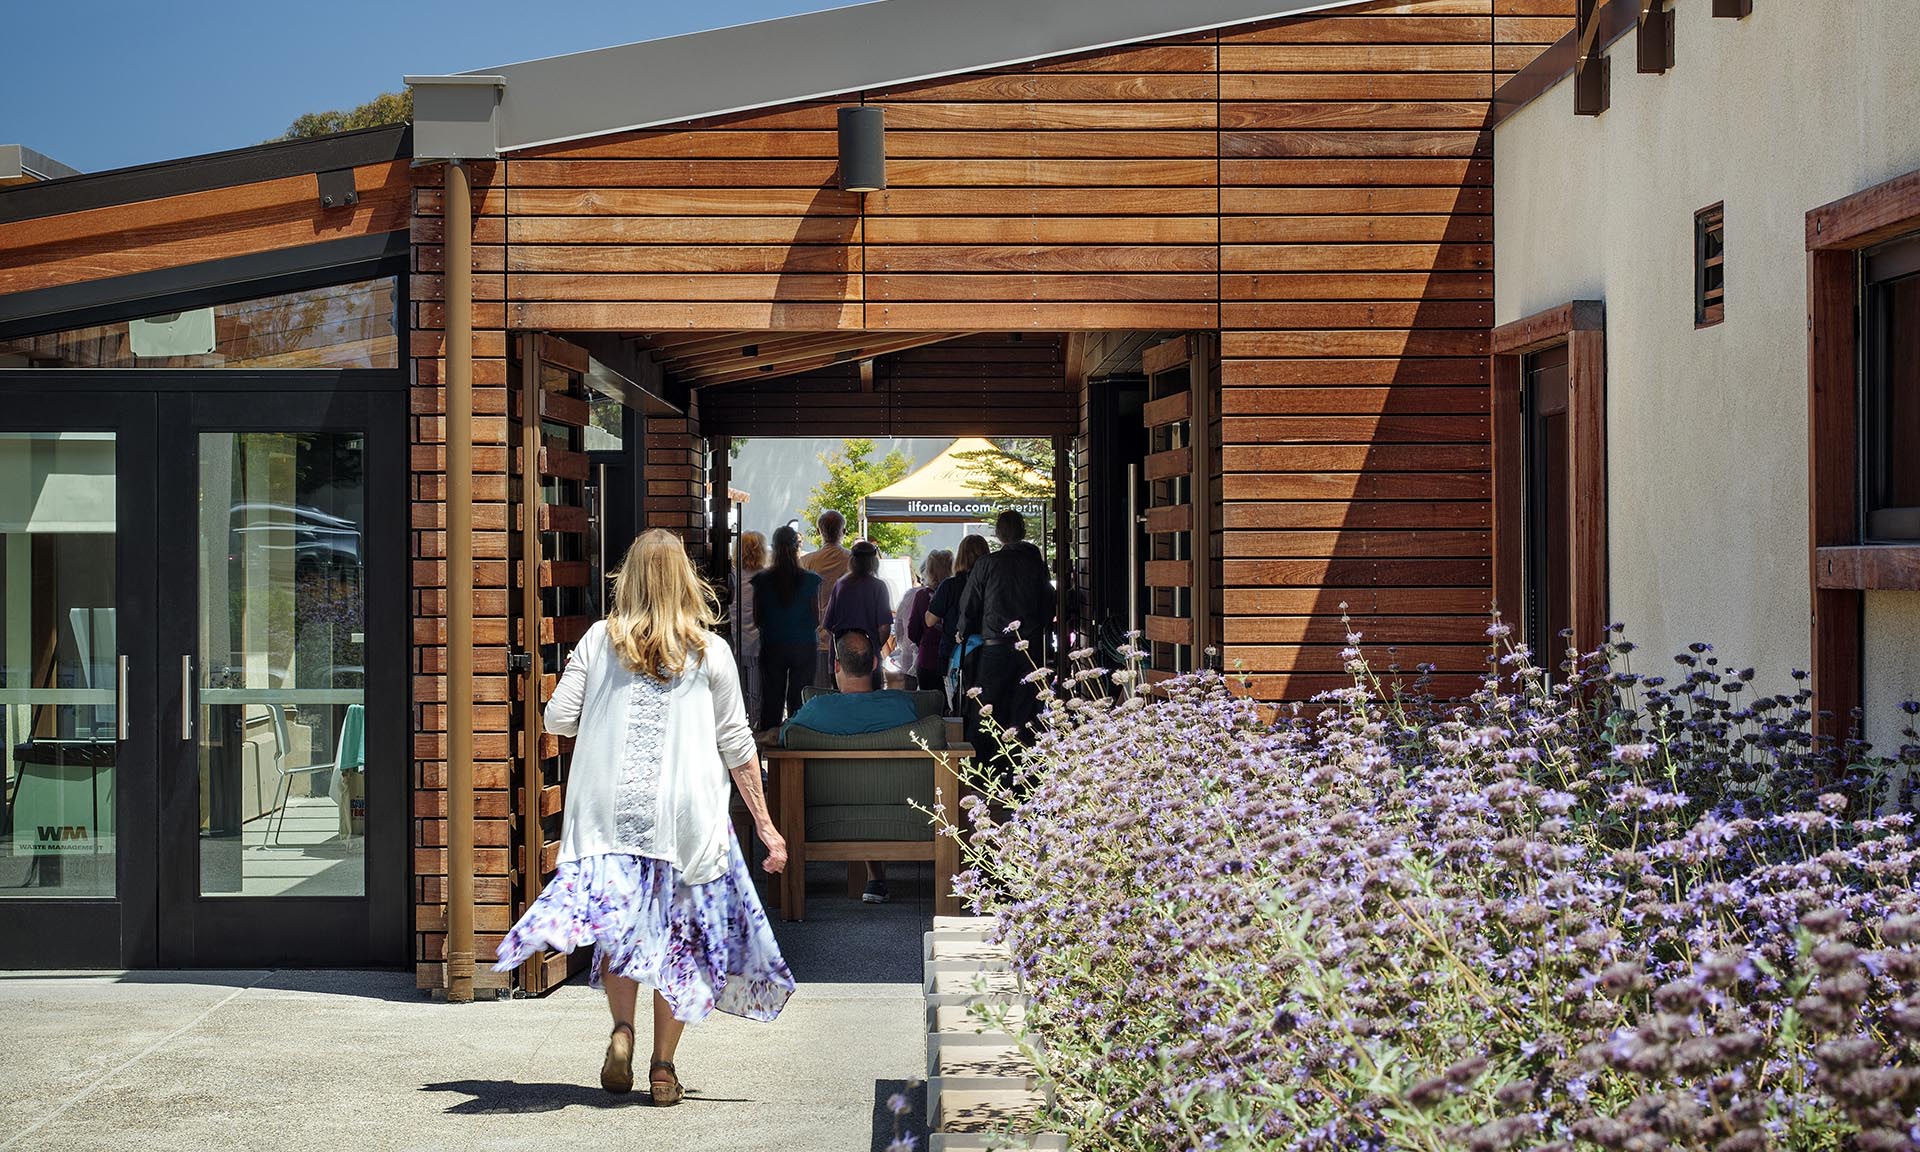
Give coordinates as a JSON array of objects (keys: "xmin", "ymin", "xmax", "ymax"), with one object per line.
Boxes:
[{"xmin": 36, "ymin": 826, "xmax": 90, "ymax": 843}]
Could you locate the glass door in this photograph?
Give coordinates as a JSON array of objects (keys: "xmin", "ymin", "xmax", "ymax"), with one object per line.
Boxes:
[
  {"xmin": 156, "ymin": 388, "xmax": 406, "ymax": 966},
  {"xmin": 0, "ymin": 390, "xmax": 158, "ymax": 967}
]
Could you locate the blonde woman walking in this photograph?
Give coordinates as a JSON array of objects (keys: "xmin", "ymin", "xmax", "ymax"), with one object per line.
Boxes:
[{"xmin": 494, "ymin": 529, "xmax": 793, "ymax": 1104}]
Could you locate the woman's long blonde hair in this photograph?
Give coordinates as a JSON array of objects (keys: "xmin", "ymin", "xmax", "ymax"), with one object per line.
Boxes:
[{"xmin": 607, "ymin": 529, "xmax": 720, "ymax": 681}]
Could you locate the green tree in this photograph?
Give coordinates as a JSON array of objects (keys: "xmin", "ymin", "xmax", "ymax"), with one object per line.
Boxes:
[
  {"xmin": 800, "ymin": 438, "xmax": 922, "ymax": 558},
  {"xmin": 278, "ymin": 90, "xmax": 413, "ymax": 141}
]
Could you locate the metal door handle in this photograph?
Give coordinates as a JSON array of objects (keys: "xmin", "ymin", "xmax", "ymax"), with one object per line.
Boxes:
[
  {"xmin": 117, "ymin": 655, "xmax": 130, "ymax": 741},
  {"xmin": 180, "ymin": 655, "xmax": 194, "ymax": 740}
]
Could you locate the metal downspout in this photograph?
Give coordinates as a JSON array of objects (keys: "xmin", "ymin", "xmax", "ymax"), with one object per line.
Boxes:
[{"xmin": 444, "ymin": 159, "xmax": 476, "ymax": 1004}]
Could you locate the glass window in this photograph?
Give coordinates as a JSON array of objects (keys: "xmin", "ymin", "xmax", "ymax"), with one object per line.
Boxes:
[
  {"xmin": 1864, "ymin": 234, "xmax": 1920, "ymax": 541},
  {"xmin": 197, "ymin": 432, "xmax": 367, "ymax": 897},
  {"xmin": 1, "ymin": 433, "xmax": 118, "ymax": 897},
  {"xmin": 0, "ymin": 278, "xmax": 398, "ymax": 369}
]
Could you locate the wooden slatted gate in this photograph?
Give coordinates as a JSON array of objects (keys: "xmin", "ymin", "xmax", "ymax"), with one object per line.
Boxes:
[
  {"xmin": 1140, "ymin": 335, "xmax": 1217, "ymax": 680},
  {"xmin": 510, "ymin": 333, "xmax": 594, "ymax": 994}
]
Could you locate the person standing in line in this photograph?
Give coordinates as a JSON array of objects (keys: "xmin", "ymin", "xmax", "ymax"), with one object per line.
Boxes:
[
  {"xmin": 494, "ymin": 529, "xmax": 793, "ymax": 1104},
  {"xmin": 798, "ymin": 510, "xmax": 851, "ymax": 688},
  {"xmin": 733, "ymin": 530, "xmax": 767, "ymax": 727},
  {"xmin": 926, "ymin": 534, "xmax": 990, "ymax": 713},
  {"xmin": 956, "ymin": 511, "xmax": 1055, "ymax": 761},
  {"xmin": 749, "ymin": 526, "xmax": 821, "ymax": 732},
  {"xmin": 904, "ymin": 549, "xmax": 953, "ymax": 693},
  {"xmin": 823, "ymin": 540, "xmax": 893, "ymax": 688}
]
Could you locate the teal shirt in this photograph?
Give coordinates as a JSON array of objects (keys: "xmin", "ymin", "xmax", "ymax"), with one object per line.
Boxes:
[{"xmin": 781, "ymin": 690, "xmax": 918, "ymax": 742}]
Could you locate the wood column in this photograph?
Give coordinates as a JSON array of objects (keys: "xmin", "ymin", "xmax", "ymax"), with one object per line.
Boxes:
[{"xmin": 1807, "ymin": 249, "xmax": 1861, "ymax": 742}]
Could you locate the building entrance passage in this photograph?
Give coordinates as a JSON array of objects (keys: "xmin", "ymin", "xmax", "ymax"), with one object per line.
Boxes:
[{"xmin": 0, "ymin": 380, "xmax": 406, "ymax": 968}]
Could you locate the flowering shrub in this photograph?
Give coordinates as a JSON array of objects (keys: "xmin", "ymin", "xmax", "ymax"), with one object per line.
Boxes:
[{"xmin": 942, "ymin": 627, "xmax": 1920, "ymax": 1151}]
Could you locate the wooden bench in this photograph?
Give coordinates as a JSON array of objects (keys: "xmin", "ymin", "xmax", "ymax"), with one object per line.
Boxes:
[{"xmin": 759, "ymin": 740, "xmax": 973, "ymax": 921}]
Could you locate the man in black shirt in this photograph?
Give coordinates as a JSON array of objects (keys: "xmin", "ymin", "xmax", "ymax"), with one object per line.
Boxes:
[{"xmin": 956, "ymin": 510, "xmax": 1054, "ymax": 764}]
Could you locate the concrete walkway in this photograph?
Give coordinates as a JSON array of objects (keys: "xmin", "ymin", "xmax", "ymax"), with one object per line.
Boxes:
[{"xmin": 0, "ymin": 864, "xmax": 931, "ymax": 1152}]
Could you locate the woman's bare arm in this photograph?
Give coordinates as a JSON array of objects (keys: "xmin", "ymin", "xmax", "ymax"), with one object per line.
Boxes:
[{"xmin": 728, "ymin": 754, "xmax": 785, "ymax": 873}]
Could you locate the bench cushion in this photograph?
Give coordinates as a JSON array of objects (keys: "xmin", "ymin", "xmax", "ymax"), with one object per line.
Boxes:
[
  {"xmin": 799, "ymin": 686, "xmax": 948, "ymax": 720},
  {"xmin": 780, "ymin": 714, "xmax": 946, "ymax": 842},
  {"xmin": 805, "ymin": 803, "xmax": 934, "ymax": 843},
  {"xmin": 782, "ymin": 713, "xmax": 945, "ymax": 752}
]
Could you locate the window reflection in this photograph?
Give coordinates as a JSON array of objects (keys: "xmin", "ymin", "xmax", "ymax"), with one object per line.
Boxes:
[
  {"xmin": 1, "ymin": 433, "xmax": 118, "ymax": 898},
  {"xmin": 199, "ymin": 432, "xmax": 368, "ymax": 897},
  {"xmin": 0, "ymin": 278, "xmax": 397, "ymax": 370}
]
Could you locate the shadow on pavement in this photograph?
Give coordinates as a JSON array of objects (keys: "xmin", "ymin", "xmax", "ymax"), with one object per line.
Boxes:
[
  {"xmin": 422, "ymin": 1079, "xmax": 752, "ymax": 1113},
  {"xmin": 871, "ymin": 1078, "xmax": 928, "ymax": 1152}
]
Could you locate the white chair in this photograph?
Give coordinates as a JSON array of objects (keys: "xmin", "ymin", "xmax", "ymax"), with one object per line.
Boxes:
[{"xmin": 264, "ymin": 704, "xmax": 330, "ymax": 846}]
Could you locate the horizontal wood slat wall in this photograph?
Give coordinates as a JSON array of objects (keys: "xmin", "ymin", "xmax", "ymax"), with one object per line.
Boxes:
[
  {"xmin": 407, "ymin": 0, "xmax": 1574, "ymax": 983},
  {"xmin": 484, "ymin": 0, "xmax": 1571, "ymax": 703}
]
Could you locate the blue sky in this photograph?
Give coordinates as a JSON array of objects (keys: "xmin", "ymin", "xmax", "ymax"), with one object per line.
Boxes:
[{"xmin": 2, "ymin": 0, "xmax": 853, "ymax": 174}]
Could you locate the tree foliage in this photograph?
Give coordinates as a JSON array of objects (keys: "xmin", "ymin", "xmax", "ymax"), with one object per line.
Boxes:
[
  {"xmin": 799, "ymin": 438, "xmax": 923, "ymax": 558},
  {"xmin": 954, "ymin": 437, "xmax": 1054, "ymax": 505},
  {"xmin": 279, "ymin": 90, "xmax": 413, "ymax": 141}
]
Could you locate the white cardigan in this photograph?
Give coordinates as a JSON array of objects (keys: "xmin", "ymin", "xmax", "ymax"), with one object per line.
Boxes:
[{"xmin": 543, "ymin": 622, "xmax": 758, "ymax": 885}]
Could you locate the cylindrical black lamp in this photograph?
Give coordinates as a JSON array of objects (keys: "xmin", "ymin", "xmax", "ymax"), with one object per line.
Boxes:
[{"xmin": 837, "ymin": 105, "xmax": 886, "ymax": 193}]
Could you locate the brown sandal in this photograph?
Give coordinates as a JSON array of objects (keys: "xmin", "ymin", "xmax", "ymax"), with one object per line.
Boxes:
[
  {"xmin": 649, "ymin": 1060, "xmax": 683, "ymax": 1107},
  {"xmin": 600, "ymin": 1024, "xmax": 635, "ymax": 1095}
]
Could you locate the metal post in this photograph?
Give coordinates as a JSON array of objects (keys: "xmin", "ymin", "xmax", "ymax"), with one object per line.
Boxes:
[
  {"xmin": 1126, "ymin": 463, "xmax": 1140, "ymax": 642},
  {"xmin": 1053, "ymin": 436, "xmax": 1071, "ymax": 672},
  {"xmin": 444, "ymin": 159, "xmax": 476, "ymax": 1004}
]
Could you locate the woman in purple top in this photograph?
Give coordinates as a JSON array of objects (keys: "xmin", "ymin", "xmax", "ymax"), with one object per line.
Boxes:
[
  {"xmin": 906, "ymin": 549, "xmax": 953, "ymax": 691},
  {"xmin": 822, "ymin": 540, "xmax": 893, "ymax": 687}
]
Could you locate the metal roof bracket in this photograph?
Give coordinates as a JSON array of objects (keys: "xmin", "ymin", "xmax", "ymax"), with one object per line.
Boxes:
[{"xmin": 315, "ymin": 167, "xmax": 358, "ymax": 209}]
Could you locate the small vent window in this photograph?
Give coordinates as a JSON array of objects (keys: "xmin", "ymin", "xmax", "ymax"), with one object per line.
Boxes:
[{"xmin": 1695, "ymin": 203, "xmax": 1725, "ymax": 327}]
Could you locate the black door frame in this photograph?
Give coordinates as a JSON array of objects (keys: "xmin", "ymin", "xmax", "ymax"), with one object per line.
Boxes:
[
  {"xmin": 0, "ymin": 389, "xmax": 160, "ymax": 968},
  {"xmin": 155, "ymin": 382, "xmax": 409, "ymax": 967},
  {"xmin": 0, "ymin": 371, "xmax": 408, "ymax": 968}
]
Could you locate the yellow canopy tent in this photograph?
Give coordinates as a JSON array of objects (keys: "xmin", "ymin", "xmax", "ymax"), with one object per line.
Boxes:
[{"xmin": 858, "ymin": 438, "xmax": 1049, "ymax": 536}]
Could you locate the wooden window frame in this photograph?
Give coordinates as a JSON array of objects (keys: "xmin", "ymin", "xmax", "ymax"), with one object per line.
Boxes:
[
  {"xmin": 1696, "ymin": 203, "xmax": 1726, "ymax": 328},
  {"xmin": 1491, "ymin": 301, "xmax": 1608, "ymax": 658},
  {"xmin": 1805, "ymin": 166, "xmax": 1920, "ymax": 738}
]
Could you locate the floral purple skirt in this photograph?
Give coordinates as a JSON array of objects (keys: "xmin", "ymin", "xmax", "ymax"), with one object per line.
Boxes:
[{"xmin": 492, "ymin": 835, "xmax": 795, "ymax": 1024}]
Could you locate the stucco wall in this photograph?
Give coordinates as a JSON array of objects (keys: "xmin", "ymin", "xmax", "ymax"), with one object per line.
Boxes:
[{"xmin": 1494, "ymin": 1, "xmax": 1920, "ymax": 753}]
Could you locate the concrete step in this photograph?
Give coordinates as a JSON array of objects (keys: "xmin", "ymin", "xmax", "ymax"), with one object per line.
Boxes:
[
  {"xmin": 933, "ymin": 1002, "xmax": 1026, "ymax": 1034},
  {"xmin": 930, "ymin": 967, "xmax": 1020, "ymax": 996},
  {"xmin": 934, "ymin": 915, "xmax": 993, "ymax": 932},
  {"xmin": 931, "ymin": 1135, "xmax": 1069, "ymax": 1152},
  {"xmin": 936, "ymin": 1086, "xmax": 1047, "ymax": 1132},
  {"xmin": 937, "ymin": 1041, "xmax": 1036, "ymax": 1078},
  {"xmin": 925, "ymin": 932, "xmax": 1012, "ymax": 963}
]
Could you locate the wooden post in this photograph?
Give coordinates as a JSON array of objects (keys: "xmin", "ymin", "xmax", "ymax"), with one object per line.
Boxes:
[
  {"xmin": 1566, "ymin": 327, "xmax": 1609, "ymax": 655},
  {"xmin": 514, "ymin": 333, "xmax": 546, "ymax": 992},
  {"xmin": 1188, "ymin": 334, "xmax": 1214, "ymax": 666},
  {"xmin": 1807, "ymin": 249, "xmax": 1861, "ymax": 742}
]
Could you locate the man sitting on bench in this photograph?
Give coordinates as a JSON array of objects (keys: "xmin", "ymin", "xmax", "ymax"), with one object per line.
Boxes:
[{"xmin": 781, "ymin": 629, "xmax": 917, "ymax": 903}]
